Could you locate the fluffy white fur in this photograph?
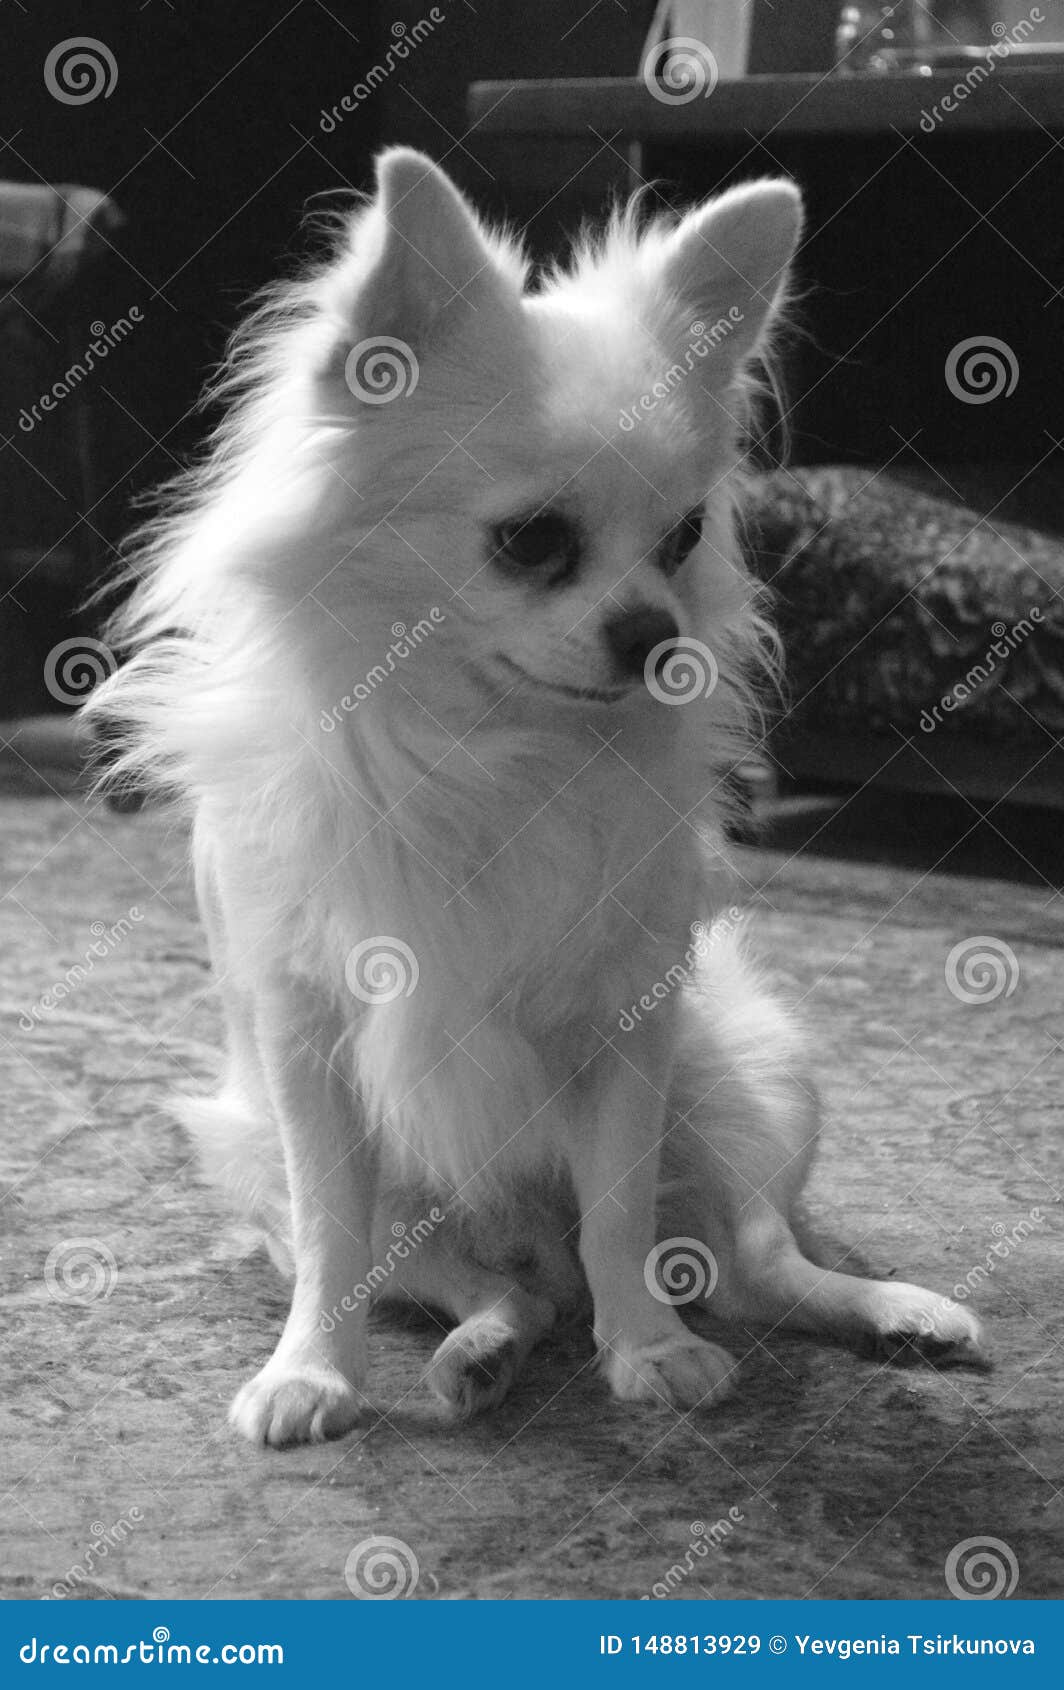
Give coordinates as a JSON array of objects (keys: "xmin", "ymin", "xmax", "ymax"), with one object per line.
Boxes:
[{"xmin": 90, "ymin": 149, "xmax": 983, "ymax": 1446}]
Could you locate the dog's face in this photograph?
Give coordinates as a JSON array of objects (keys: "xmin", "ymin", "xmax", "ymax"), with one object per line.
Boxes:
[{"xmin": 309, "ymin": 152, "xmax": 801, "ymax": 721}]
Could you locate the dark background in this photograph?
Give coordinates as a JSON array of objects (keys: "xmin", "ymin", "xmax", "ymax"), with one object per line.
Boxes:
[
  {"xmin": 3, "ymin": 0, "xmax": 1061, "ymax": 713},
  {"xmin": 0, "ymin": 0, "xmax": 845, "ymax": 519}
]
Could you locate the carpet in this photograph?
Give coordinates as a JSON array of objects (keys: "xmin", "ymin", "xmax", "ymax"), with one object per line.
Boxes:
[{"xmin": 1, "ymin": 785, "xmax": 1061, "ymax": 1601}]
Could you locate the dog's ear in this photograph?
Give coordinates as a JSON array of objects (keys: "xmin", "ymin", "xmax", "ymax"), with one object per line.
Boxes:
[
  {"xmin": 655, "ymin": 179, "xmax": 802, "ymax": 380},
  {"xmin": 342, "ymin": 148, "xmax": 522, "ymax": 347}
]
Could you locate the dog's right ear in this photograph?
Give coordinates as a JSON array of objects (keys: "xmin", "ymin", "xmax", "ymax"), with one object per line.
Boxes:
[{"xmin": 335, "ymin": 148, "xmax": 524, "ymax": 351}]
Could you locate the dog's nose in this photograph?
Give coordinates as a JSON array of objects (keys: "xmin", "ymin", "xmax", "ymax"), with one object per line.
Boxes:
[{"xmin": 604, "ymin": 607, "xmax": 680, "ymax": 681}]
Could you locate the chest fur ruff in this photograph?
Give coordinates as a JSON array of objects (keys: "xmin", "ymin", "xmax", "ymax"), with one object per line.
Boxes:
[{"xmin": 322, "ymin": 761, "xmax": 710, "ymax": 1196}]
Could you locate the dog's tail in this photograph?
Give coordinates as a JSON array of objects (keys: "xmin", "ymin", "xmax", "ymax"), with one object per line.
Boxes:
[{"xmin": 176, "ymin": 1087, "xmax": 294, "ymax": 1279}]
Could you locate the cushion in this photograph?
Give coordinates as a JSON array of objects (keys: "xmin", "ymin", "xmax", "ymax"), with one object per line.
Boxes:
[{"xmin": 745, "ymin": 466, "xmax": 1064, "ymax": 747}]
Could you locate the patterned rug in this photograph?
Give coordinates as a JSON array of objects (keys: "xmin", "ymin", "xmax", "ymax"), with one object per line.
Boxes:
[{"xmin": 1, "ymin": 785, "xmax": 1061, "ymax": 1600}]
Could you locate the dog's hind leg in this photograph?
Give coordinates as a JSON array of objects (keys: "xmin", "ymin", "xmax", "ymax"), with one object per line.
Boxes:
[
  {"xmin": 665, "ymin": 952, "xmax": 985, "ymax": 1369},
  {"xmin": 381, "ymin": 1234, "xmax": 558, "ymax": 1417}
]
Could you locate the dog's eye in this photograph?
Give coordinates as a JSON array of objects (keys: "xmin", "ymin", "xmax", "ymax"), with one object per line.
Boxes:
[
  {"xmin": 658, "ymin": 508, "xmax": 704, "ymax": 576},
  {"xmin": 490, "ymin": 512, "xmax": 579, "ymax": 579}
]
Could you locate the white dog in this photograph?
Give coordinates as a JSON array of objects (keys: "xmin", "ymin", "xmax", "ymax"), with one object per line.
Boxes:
[{"xmin": 91, "ymin": 149, "xmax": 983, "ymax": 1446}]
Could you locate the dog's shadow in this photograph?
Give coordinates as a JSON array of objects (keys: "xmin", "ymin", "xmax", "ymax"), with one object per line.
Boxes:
[
  {"xmin": 229, "ymin": 1239, "xmax": 1050, "ymax": 1597},
  {"xmin": 243, "ymin": 1228, "xmax": 995, "ymax": 1493},
  {"xmin": 362, "ymin": 1210, "xmax": 985, "ymax": 1436}
]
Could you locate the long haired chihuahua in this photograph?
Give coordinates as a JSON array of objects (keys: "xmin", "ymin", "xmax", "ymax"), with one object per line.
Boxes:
[{"xmin": 91, "ymin": 150, "xmax": 983, "ymax": 1446}]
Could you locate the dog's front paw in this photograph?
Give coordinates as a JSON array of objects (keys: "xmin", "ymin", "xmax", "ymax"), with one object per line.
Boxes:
[
  {"xmin": 860, "ymin": 1283, "xmax": 987, "ymax": 1369},
  {"xmin": 603, "ymin": 1333, "xmax": 736, "ymax": 1410},
  {"xmin": 229, "ymin": 1358, "xmax": 364, "ymax": 1447}
]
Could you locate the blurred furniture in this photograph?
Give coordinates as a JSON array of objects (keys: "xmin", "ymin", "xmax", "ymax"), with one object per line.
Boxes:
[
  {"xmin": 0, "ymin": 182, "xmax": 123, "ymax": 720},
  {"xmin": 746, "ymin": 467, "xmax": 1064, "ymax": 809}
]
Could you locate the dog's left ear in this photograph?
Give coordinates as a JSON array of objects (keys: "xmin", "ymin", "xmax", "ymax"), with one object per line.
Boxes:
[
  {"xmin": 656, "ymin": 179, "xmax": 802, "ymax": 380},
  {"xmin": 343, "ymin": 148, "xmax": 523, "ymax": 346}
]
